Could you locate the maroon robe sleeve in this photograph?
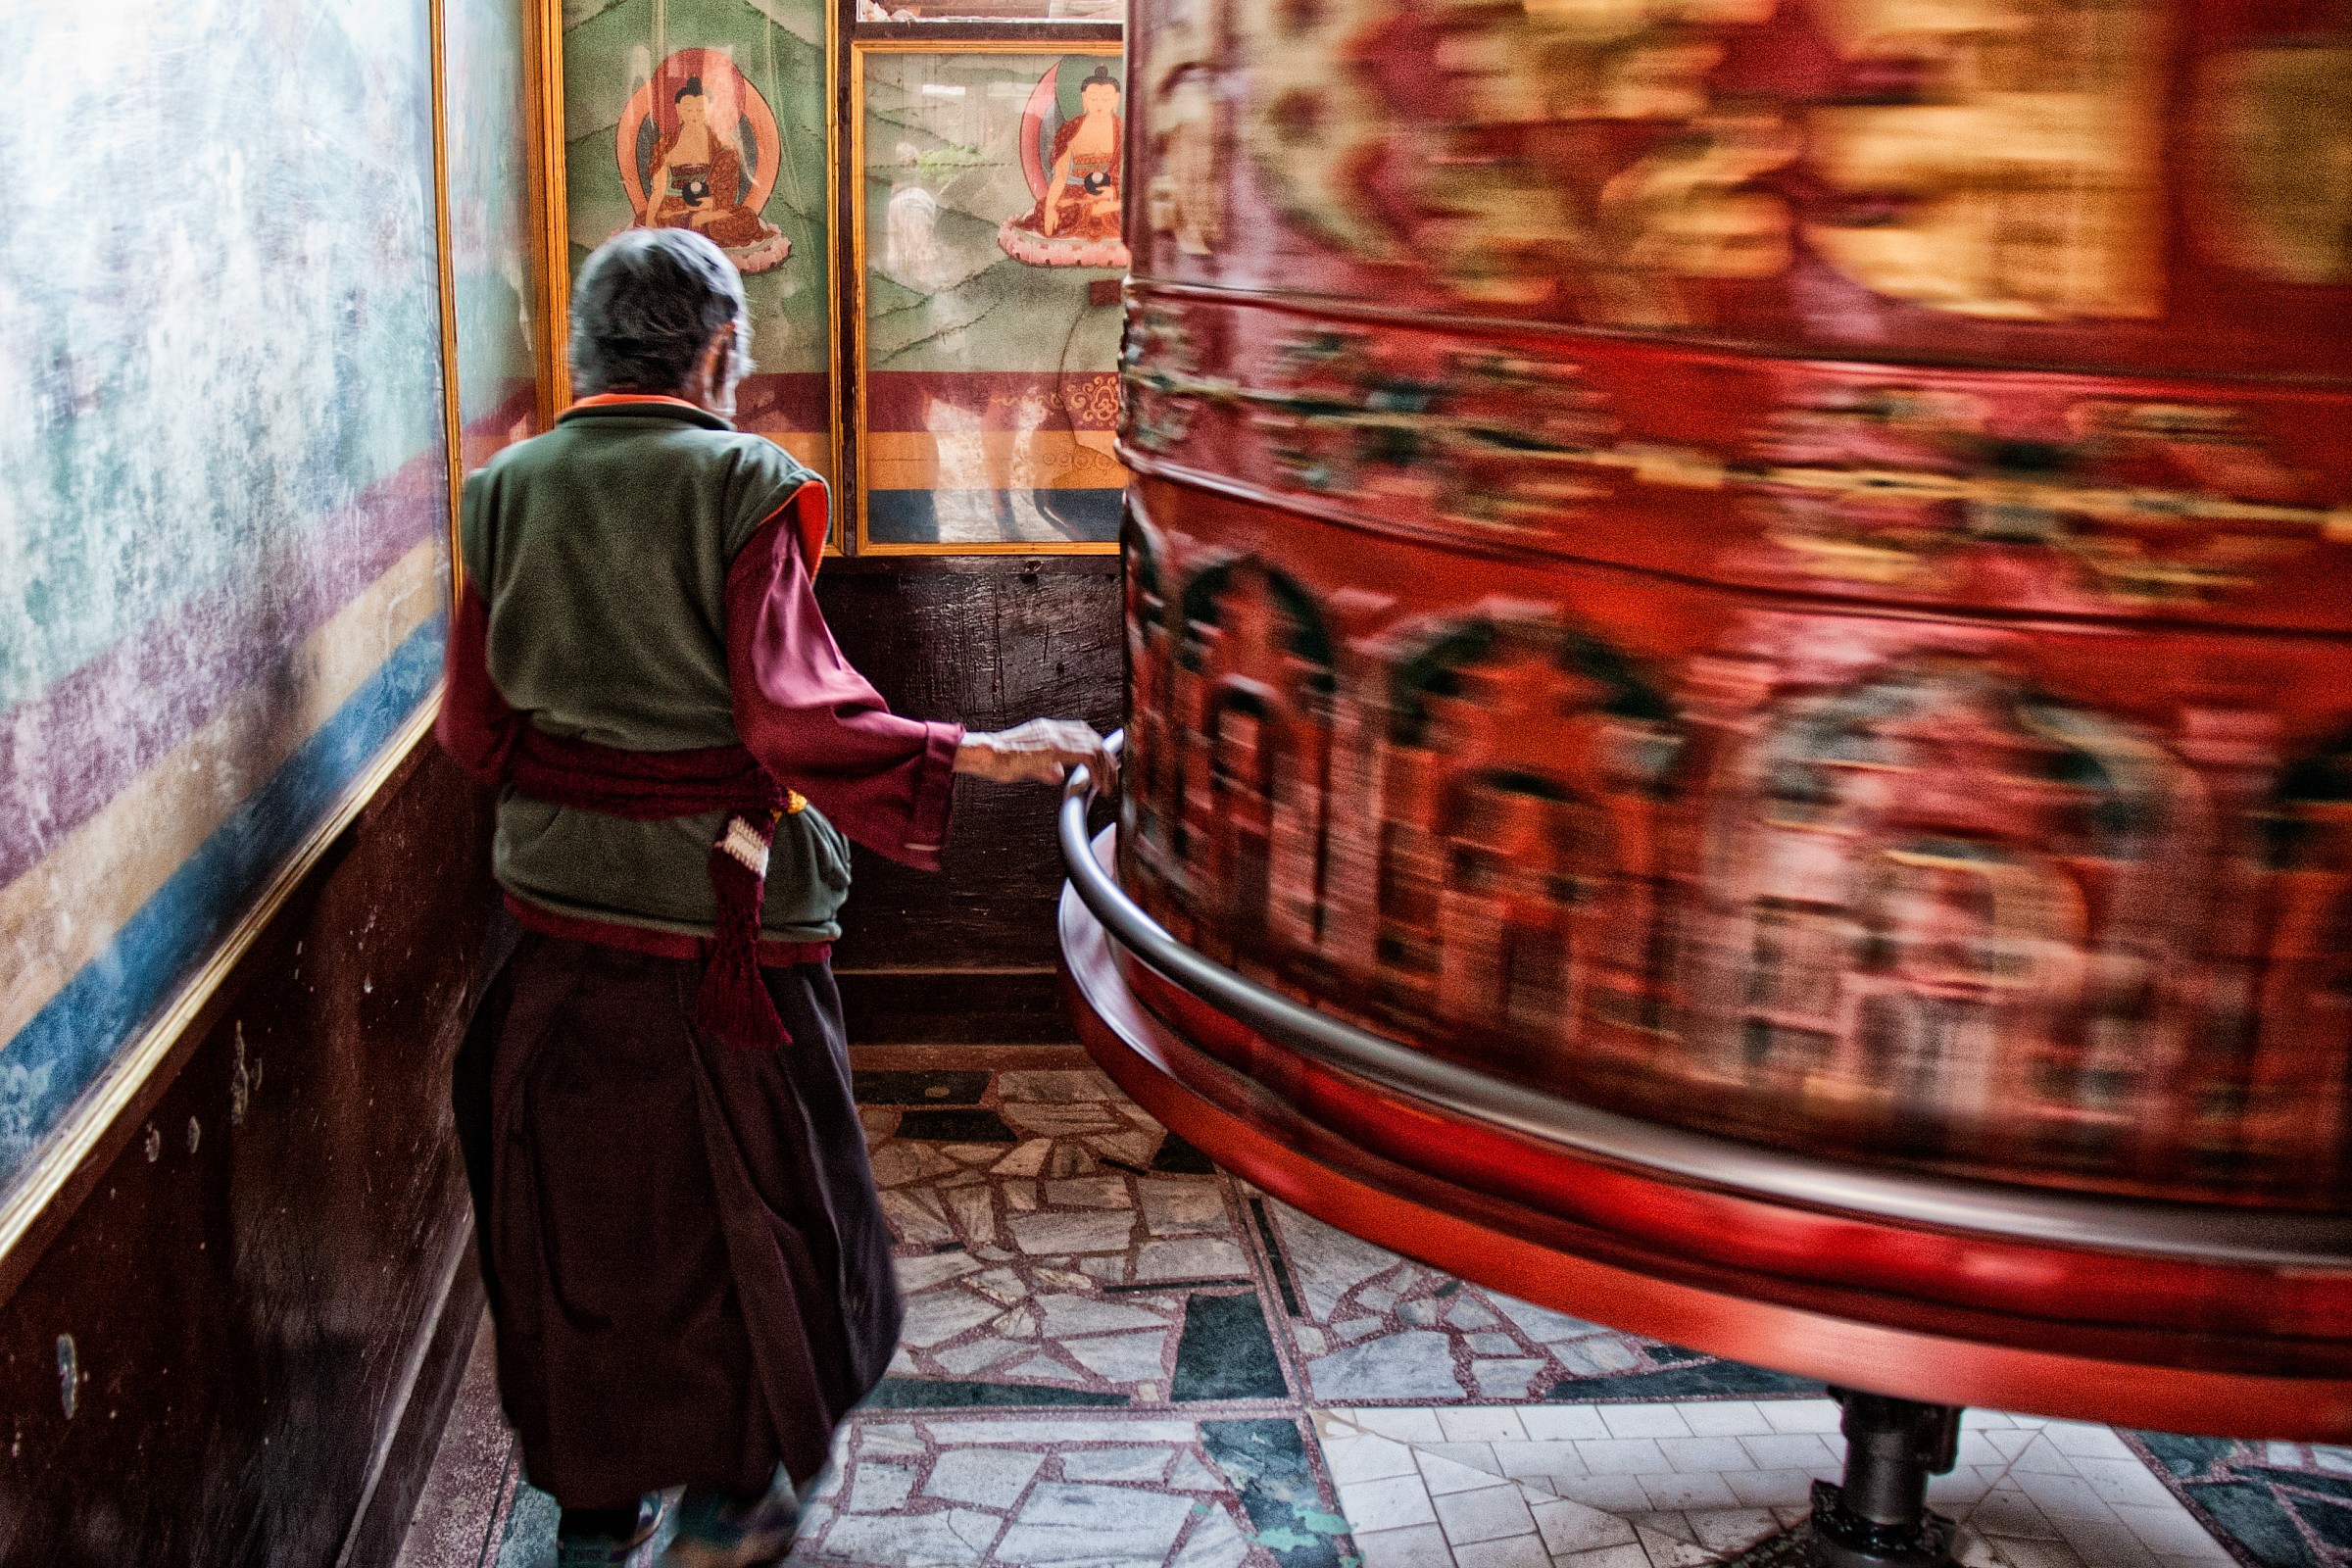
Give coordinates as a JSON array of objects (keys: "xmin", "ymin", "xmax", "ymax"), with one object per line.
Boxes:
[
  {"xmin": 437, "ymin": 582, "xmax": 523, "ymax": 785},
  {"xmin": 727, "ymin": 487, "xmax": 963, "ymax": 869}
]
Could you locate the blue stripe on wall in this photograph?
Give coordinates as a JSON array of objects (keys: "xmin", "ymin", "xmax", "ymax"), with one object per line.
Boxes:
[{"xmin": 0, "ymin": 613, "xmax": 448, "ymax": 1189}]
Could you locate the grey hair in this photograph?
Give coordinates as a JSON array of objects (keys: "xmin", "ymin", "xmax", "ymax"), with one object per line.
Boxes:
[{"xmin": 566, "ymin": 227, "xmax": 751, "ymax": 395}]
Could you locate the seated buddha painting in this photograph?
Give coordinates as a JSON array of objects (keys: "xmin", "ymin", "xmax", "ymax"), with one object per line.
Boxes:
[
  {"xmin": 617, "ymin": 48, "xmax": 792, "ymax": 274},
  {"xmin": 998, "ymin": 61, "xmax": 1130, "ymax": 270}
]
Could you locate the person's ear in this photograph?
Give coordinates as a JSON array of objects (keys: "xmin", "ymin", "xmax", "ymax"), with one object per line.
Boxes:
[{"xmin": 700, "ymin": 324, "xmax": 733, "ymax": 390}]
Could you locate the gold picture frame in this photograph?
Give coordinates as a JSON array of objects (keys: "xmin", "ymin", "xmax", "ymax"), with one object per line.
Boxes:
[{"xmin": 850, "ymin": 37, "xmax": 1127, "ymax": 556}]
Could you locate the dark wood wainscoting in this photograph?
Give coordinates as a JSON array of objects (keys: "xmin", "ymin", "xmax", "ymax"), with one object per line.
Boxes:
[
  {"xmin": 816, "ymin": 556, "xmax": 1123, "ymax": 1043},
  {"xmin": 0, "ymin": 742, "xmax": 499, "ymax": 1568}
]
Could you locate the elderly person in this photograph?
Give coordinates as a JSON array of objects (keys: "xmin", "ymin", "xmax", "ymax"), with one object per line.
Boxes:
[{"xmin": 438, "ymin": 227, "xmax": 1109, "ymax": 1568}]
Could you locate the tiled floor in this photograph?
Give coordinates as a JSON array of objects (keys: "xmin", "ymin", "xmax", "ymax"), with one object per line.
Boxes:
[{"xmin": 398, "ymin": 1048, "xmax": 2351, "ymax": 1568}]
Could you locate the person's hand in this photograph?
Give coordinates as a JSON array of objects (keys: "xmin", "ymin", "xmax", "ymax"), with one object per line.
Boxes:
[{"xmin": 954, "ymin": 719, "xmax": 1115, "ymax": 790}]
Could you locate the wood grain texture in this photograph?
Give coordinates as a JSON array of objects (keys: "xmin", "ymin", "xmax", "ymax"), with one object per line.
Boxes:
[
  {"xmin": 0, "ymin": 747, "xmax": 499, "ymax": 1567},
  {"xmin": 818, "ymin": 557, "xmax": 1122, "ymax": 975}
]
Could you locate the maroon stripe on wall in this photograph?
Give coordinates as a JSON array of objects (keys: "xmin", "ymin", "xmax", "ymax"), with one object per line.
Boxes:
[
  {"xmin": 735, "ymin": 372, "xmax": 830, "ymax": 435},
  {"xmin": 0, "ymin": 453, "xmax": 446, "ymax": 891},
  {"xmin": 867, "ymin": 370, "xmax": 1120, "ymax": 433}
]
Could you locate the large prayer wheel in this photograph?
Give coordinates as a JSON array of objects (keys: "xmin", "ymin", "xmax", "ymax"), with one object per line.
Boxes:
[{"xmin": 1058, "ymin": 0, "xmax": 2352, "ymax": 1466}]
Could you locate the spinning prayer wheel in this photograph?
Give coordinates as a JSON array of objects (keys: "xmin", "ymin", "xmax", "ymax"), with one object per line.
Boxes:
[{"xmin": 1059, "ymin": 1, "xmax": 2352, "ymax": 1557}]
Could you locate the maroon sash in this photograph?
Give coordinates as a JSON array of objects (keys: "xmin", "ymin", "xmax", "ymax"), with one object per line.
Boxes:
[{"xmin": 505, "ymin": 727, "xmax": 797, "ymax": 1051}]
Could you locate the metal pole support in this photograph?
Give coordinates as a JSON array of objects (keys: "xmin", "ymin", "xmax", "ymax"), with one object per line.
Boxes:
[{"xmin": 1808, "ymin": 1389, "xmax": 1962, "ymax": 1568}]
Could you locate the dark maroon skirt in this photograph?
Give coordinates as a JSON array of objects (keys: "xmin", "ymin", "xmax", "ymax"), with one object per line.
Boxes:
[{"xmin": 453, "ymin": 929, "xmax": 901, "ymax": 1509}]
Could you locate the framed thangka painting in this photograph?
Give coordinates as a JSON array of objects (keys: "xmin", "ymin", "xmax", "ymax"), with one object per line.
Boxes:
[
  {"xmin": 854, "ymin": 43, "xmax": 1128, "ymax": 552},
  {"xmin": 564, "ymin": 0, "xmax": 837, "ymax": 505}
]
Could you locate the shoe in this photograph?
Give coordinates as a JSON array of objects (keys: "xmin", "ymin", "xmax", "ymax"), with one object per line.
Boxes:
[
  {"xmin": 557, "ymin": 1498, "xmax": 662, "ymax": 1568},
  {"xmin": 659, "ymin": 1466, "xmax": 803, "ymax": 1568}
]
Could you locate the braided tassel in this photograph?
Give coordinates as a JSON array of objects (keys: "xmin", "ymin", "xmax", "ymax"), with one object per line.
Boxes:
[{"xmin": 697, "ymin": 811, "xmax": 793, "ymax": 1050}]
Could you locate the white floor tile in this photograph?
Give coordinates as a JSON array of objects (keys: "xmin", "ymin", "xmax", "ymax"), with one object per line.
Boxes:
[
  {"xmin": 1421, "ymin": 1448, "xmax": 1514, "ymax": 1495},
  {"xmin": 1435, "ymin": 1484, "xmax": 1538, "ymax": 1545},
  {"xmin": 1738, "ymin": 1434, "xmax": 1840, "ymax": 1473},
  {"xmin": 1341, "ymin": 1472, "xmax": 1442, "ymax": 1533},
  {"xmin": 1597, "ymin": 1404, "xmax": 1693, "ymax": 1441},
  {"xmin": 1677, "ymin": 1401, "xmax": 1775, "ymax": 1438},
  {"xmin": 1551, "ymin": 1475, "xmax": 1657, "ymax": 1513},
  {"xmin": 1639, "ymin": 1472, "xmax": 1741, "ymax": 1511},
  {"xmin": 2011, "ymin": 1437, "xmax": 2081, "ymax": 1477},
  {"xmin": 1656, "ymin": 1436, "xmax": 1756, "ymax": 1475},
  {"xmin": 1759, "ymin": 1400, "xmax": 1843, "ymax": 1435},
  {"xmin": 2110, "ymin": 1502, "xmax": 2233, "ymax": 1559},
  {"xmin": 1325, "ymin": 1432, "xmax": 1423, "ymax": 1486},
  {"xmin": 1453, "ymin": 1533, "xmax": 1550, "ymax": 1568},
  {"xmin": 1355, "ymin": 1522, "xmax": 1455, "ymax": 1568},
  {"xmin": 1562, "ymin": 1544, "xmax": 1648, "ymax": 1568},
  {"xmin": 1440, "ymin": 1407, "xmax": 1532, "ymax": 1443},
  {"xmin": 1577, "ymin": 1439, "xmax": 1675, "ymax": 1476},
  {"xmin": 2040, "ymin": 1423, "xmax": 2135, "ymax": 1462},
  {"xmin": 2070, "ymin": 1457, "xmax": 2184, "ymax": 1511},
  {"xmin": 1519, "ymin": 1405, "xmax": 1613, "ymax": 1443},
  {"xmin": 1493, "ymin": 1440, "xmax": 1589, "ymax": 1484},
  {"xmin": 1530, "ymin": 1496, "xmax": 1640, "ymax": 1557},
  {"xmin": 1687, "ymin": 1508, "xmax": 1781, "ymax": 1555},
  {"xmin": 1723, "ymin": 1469, "xmax": 1820, "ymax": 1509},
  {"xmin": 1346, "ymin": 1407, "xmax": 1448, "ymax": 1445}
]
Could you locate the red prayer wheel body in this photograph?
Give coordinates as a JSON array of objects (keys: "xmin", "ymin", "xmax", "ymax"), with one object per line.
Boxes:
[{"xmin": 1062, "ymin": 0, "xmax": 2352, "ymax": 1435}]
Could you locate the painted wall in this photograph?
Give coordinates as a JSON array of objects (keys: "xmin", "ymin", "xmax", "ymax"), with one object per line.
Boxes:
[{"xmin": 0, "ymin": 1, "xmax": 454, "ymax": 1198}]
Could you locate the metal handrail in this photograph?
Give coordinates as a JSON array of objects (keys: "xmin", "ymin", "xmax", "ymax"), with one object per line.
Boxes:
[{"xmin": 1059, "ymin": 734, "xmax": 2352, "ymax": 1269}]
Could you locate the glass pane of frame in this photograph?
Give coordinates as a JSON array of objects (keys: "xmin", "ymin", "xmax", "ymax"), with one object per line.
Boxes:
[
  {"xmin": 856, "ymin": 0, "xmax": 1121, "ymax": 21},
  {"xmin": 854, "ymin": 41, "xmax": 1127, "ymax": 553},
  {"xmin": 563, "ymin": 0, "xmax": 840, "ymax": 520},
  {"xmin": 445, "ymin": 0, "xmax": 542, "ymax": 476}
]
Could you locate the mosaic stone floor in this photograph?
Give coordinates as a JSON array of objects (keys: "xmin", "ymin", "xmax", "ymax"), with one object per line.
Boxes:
[{"xmin": 397, "ymin": 1047, "xmax": 2352, "ymax": 1568}]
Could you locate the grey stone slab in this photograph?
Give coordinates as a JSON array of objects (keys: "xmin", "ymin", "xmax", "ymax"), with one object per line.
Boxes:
[
  {"xmin": 896, "ymin": 1251, "xmax": 985, "ymax": 1295},
  {"xmin": 1472, "ymin": 1358, "xmax": 1552, "ymax": 1397},
  {"xmin": 1272, "ymin": 1203, "xmax": 1402, "ymax": 1321},
  {"xmin": 819, "ymin": 1512, "xmax": 988, "ymax": 1566},
  {"xmin": 858, "ymin": 1422, "xmax": 926, "ymax": 1458},
  {"xmin": 944, "ymin": 1185, "xmax": 997, "ymax": 1245},
  {"xmin": 1488, "ymin": 1292, "xmax": 1609, "ymax": 1345},
  {"xmin": 881, "ymin": 1188, "xmax": 957, "ymax": 1247},
  {"xmin": 1553, "ymin": 1336, "xmax": 1648, "ymax": 1377},
  {"xmin": 1466, "ymin": 1333, "xmax": 1523, "ymax": 1355},
  {"xmin": 994, "ymin": 1483, "xmax": 1197, "ymax": 1566},
  {"xmin": 1170, "ymin": 1504, "xmax": 1251, "ymax": 1568},
  {"xmin": 934, "ymin": 1337, "xmax": 1029, "ymax": 1376},
  {"xmin": 998, "ymin": 1069, "xmax": 1122, "ymax": 1102},
  {"xmin": 850, "ymin": 1462, "xmax": 919, "ymax": 1513},
  {"xmin": 925, "ymin": 1446, "xmax": 1048, "ymax": 1508},
  {"xmin": 1057, "ymin": 1446, "xmax": 1176, "ymax": 1483},
  {"xmin": 1167, "ymin": 1452, "xmax": 1226, "ymax": 1492},
  {"xmin": 869, "ymin": 1144, "xmax": 962, "ymax": 1189},
  {"xmin": 1136, "ymin": 1237, "xmax": 1249, "ymax": 1281},
  {"xmin": 1009, "ymin": 1211, "xmax": 1135, "ymax": 1255},
  {"xmin": 1043, "ymin": 1176, "xmax": 1133, "ymax": 1209},
  {"xmin": 1138, "ymin": 1180, "xmax": 1229, "ymax": 1236},
  {"xmin": 1444, "ymin": 1296, "xmax": 1501, "ymax": 1330},
  {"xmin": 1062, "ymin": 1331, "xmax": 1171, "ymax": 1384},
  {"xmin": 1086, "ymin": 1130, "xmax": 1161, "ymax": 1165},
  {"xmin": 1305, "ymin": 1329, "xmax": 1465, "ymax": 1401},
  {"xmin": 902, "ymin": 1288, "xmax": 1004, "ymax": 1348},
  {"xmin": 1004, "ymin": 1351, "xmax": 1088, "ymax": 1384},
  {"xmin": 1005, "ymin": 1105, "xmax": 1124, "ymax": 1137},
  {"xmin": 993, "ymin": 1140, "xmax": 1053, "ymax": 1177},
  {"xmin": 1035, "ymin": 1293, "xmax": 1170, "ymax": 1337}
]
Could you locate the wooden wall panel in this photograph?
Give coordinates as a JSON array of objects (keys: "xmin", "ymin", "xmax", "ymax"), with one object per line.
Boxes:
[
  {"xmin": 0, "ymin": 745, "xmax": 498, "ymax": 1568},
  {"xmin": 818, "ymin": 557, "xmax": 1122, "ymax": 982}
]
